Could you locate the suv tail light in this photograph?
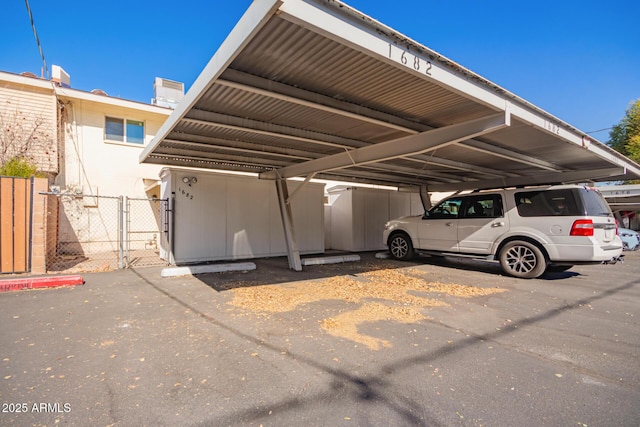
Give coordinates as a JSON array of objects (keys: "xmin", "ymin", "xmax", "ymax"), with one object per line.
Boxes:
[{"xmin": 570, "ymin": 219, "xmax": 594, "ymax": 236}]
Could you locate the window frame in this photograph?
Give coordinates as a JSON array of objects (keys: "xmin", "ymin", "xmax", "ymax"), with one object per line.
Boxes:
[{"xmin": 104, "ymin": 116, "xmax": 146, "ymax": 146}]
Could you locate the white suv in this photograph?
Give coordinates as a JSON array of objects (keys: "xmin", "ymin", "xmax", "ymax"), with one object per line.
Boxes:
[{"xmin": 383, "ymin": 185, "xmax": 623, "ymax": 278}]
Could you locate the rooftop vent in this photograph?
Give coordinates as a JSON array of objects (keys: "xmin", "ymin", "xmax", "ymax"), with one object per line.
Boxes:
[
  {"xmin": 152, "ymin": 77, "xmax": 184, "ymax": 109},
  {"xmin": 91, "ymin": 89, "xmax": 108, "ymax": 96},
  {"xmin": 20, "ymin": 71, "xmax": 38, "ymax": 79},
  {"xmin": 51, "ymin": 65, "xmax": 71, "ymax": 88}
]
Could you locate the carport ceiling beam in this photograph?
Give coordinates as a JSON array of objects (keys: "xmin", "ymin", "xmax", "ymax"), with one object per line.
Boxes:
[
  {"xmin": 165, "ymin": 136, "xmax": 458, "ymax": 181},
  {"xmin": 260, "ymin": 112, "xmax": 509, "ymax": 179},
  {"xmin": 182, "ymin": 115, "xmax": 366, "ymax": 150},
  {"xmin": 401, "ymin": 155, "xmax": 518, "ymax": 178},
  {"xmin": 462, "ymin": 140, "xmax": 561, "ymax": 171},
  {"xmin": 163, "ymin": 137, "xmax": 317, "ymax": 161},
  {"xmin": 219, "ymin": 77, "xmax": 560, "ymax": 171},
  {"xmin": 182, "ymin": 112, "xmax": 516, "ymax": 178},
  {"xmin": 217, "ymin": 79, "xmax": 414, "ymax": 134},
  {"xmin": 315, "ymin": 168, "xmax": 432, "ymax": 186},
  {"xmin": 150, "ymin": 151, "xmax": 291, "ymax": 169},
  {"xmin": 218, "ymin": 69, "xmax": 427, "ymax": 133},
  {"xmin": 217, "ymin": 70, "xmax": 537, "ymax": 175},
  {"xmin": 360, "ymin": 162, "xmax": 460, "ymax": 182},
  {"xmin": 217, "ymin": 73, "xmax": 552, "ymax": 175},
  {"xmin": 427, "ymin": 167, "xmax": 626, "ymax": 192}
]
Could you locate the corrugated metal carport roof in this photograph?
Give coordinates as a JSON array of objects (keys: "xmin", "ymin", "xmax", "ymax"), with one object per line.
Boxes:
[{"xmin": 140, "ymin": 0, "xmax": 640, "ymax": 191}]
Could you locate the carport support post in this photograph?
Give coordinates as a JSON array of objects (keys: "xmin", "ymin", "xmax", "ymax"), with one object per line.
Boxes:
[
  {"xmin": 419, "ymin": 185, "xmax": 432, "ymax": 211},
  {"xmin": 275, "ymin": 178, "xmax": 302, "ymax": 271}
]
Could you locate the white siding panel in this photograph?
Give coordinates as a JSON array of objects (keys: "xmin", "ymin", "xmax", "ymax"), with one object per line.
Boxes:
[
  {"xmin": 290, "ymin": 181, "xmax": 324, "ymax": 252},
  {"xmin": 226, "ymin": 177, "xmax": 272, "ymax": 258},
  {"xmin": 165, "ymin": 170, "xmax": 324, "ymax": 264},
  {"xmin": 329, "ymin": 189, "xmax": 353, "ymax": 251},
  {"xmin": 324, "ymin": 204, "xmax": 332, "ymax": 249},
  {"xmin": 0, "ymin": 83, "xmax": 57, "ymax": 173},
  {"xmin": 364, "ymin": 190, "xmax": 389, "ymax": 250},
  {"xmin": 328, "ymin": 188, "xmax": 421, "ymax": 251},
  {"xmin": 174, "ymin": 173, "xmax": 227, "ymax": 262}
]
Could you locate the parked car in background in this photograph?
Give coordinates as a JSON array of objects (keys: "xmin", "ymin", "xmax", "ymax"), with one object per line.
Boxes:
[
  {"xmin": 383, "ymin": 185, "xmax": 624, "ymax": 279},
  {"xmin": 618, "ymin": 227, "xmax": 640, "ymax": 251}
]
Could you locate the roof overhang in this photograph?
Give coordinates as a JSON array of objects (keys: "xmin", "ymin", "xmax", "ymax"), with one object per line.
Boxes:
[{"xmin": 140, "ymin": 0, "xmax": 640, "ymax": 191}]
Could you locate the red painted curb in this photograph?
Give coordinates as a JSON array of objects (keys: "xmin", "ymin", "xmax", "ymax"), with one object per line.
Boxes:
[{"xmin": 0, "ymin": 276, "xmax": 84, "ymax": 292}]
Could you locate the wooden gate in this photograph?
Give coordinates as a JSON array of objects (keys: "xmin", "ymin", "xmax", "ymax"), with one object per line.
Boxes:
[{"xmin": 0, "ymin": 176, "xmax": 33, "ymax": 274}]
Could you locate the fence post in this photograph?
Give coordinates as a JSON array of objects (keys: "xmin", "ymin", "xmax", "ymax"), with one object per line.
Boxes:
[
  {"xmin": 28, "ymin": 176, "xmax": 34, "ymax": 273},
  {"xmin": 118, "ymin": 196, "xmax": 124, "ymax": 269},
  {"xmin": 124, "ymin": 195, "xmax": 130, "ymax": 268},
  {"xmin": 170, "ymin": 192, "xmax": 176, "ymax": 265}
]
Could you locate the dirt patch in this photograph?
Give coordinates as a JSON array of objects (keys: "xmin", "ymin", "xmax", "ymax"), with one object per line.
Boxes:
[{"xmin": 228, "ymin": 267, "xmax": 505, "ymax": 350}]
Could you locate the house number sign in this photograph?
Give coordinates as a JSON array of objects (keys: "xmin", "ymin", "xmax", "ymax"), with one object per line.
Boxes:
[
  {"xmin": 388, "ymin": 44, "xmax": 433, "ymax": 76},
  {"xmin": 178, "ymin": 187, "xmax": 194, "ymax": 200}
]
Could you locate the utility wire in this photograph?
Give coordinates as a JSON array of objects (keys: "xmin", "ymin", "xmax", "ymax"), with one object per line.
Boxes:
[
  {"xmin": 24, "ymin": 0, "xmax": 49, "ymax": 81},
  {"xmin": 586, "ymin": 127, "xmax": 613, "ymax": 134}
]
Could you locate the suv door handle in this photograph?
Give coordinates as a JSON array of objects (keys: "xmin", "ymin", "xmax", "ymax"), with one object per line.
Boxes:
[
  {"xmin": 491, "ymin": 221, "xmax": 505, "ymax": 227},
  {"xmin": 446, "ymin": 222, "xmax": 455, "ymax": 227}
]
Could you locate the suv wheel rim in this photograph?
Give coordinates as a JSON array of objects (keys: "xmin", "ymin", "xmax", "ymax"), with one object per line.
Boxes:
[
  {"xmin": 504, "ymin": 245, "xmax": 537, "ymax": 274},
  {"xmin": 391, "ymin": 237, "xmax": 408, "ymax": 258}
]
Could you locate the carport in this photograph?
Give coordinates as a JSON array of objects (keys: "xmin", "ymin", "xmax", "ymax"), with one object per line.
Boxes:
[
  {"xmin": 600, "ymin": 185, "xmax": 640, "ymax": 230},
  {"xmin": 140, "ymin": 0, "xmax": 640, "ymax": 271},
  {"xmin": 600, "ymin": 185, "xmax": 640, "ymax": 212}
]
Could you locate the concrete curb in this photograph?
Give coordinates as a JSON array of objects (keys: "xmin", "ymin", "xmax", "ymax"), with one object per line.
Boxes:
[
  {"xmin": 375, "ymin": 251, "xmax": 391, "ymax": 259},
  {"xmin": 0, "ymin": 275, "xmax": 85, "ymax": 292},
  {"xmin": 301, "ymin": 254, "xmax": 361, "ymax": 266},
  {"xmin": 160, "ymin": 262, "xmax": 257, "ymax": 278}
]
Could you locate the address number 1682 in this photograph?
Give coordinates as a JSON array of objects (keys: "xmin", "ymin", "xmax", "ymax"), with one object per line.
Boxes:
[{"xmin": 388, "ymin": 44, "xmax": 433, "ymax": 76}]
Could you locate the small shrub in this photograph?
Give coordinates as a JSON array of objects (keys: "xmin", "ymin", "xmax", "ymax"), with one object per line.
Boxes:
[{"xmin": 0, "ymin": 157, "xmax": 43, "ymax": 178}]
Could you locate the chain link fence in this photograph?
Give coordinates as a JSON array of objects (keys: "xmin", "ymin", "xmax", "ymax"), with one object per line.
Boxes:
[
  {"xmin": 125, "ymin": 197, "xmax": 169, "ymax": 268},
  {"xmin": 44, "ymin": 193, "xmax": 169, "ymax": 273}
]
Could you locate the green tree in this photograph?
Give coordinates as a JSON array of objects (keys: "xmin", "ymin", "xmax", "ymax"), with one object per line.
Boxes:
[{"xmin": 609, "ymin": 98, "xmax": 640, "ymax": 161}]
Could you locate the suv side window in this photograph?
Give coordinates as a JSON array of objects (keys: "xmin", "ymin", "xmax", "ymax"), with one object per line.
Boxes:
[
  {"xmin": 515, "ymin": 189, "xmax": 580, "ymax": 216},
  {"xmin": 461, "ymin": 194, "xmax": 503, "ymax": 218},
  {"xmin": 426, "ymin": 198, "xmax": 463, "ymax": 219}
]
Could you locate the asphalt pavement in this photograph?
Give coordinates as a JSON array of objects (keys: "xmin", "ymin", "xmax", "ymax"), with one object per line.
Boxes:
[{"xmin": 1, "ymin": 251, "xmax": 639, "ymax": 426}]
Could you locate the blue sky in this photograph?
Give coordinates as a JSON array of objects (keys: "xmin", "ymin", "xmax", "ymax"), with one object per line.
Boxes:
[{"xmin": 2, "ymin": 0, "xmax": 638, "ymax": 142}]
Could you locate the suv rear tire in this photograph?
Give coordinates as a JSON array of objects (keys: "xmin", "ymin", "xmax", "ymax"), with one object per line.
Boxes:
[
  {"xmin": 389, "ymin": 233, "xmax": 415, "ymax": 260},
  {"xmin": 499, "ymin": 240, "xmax": 547, "ymax": 279}
]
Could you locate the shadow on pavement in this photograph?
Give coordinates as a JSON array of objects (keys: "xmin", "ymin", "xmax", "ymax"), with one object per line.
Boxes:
[
  {"xmin": 190, "ymin": 250, "xmax": 582, "ymax": 293},
  {"xmin": 131, "ymin": 256, "xmax": 639, "ymax": 426}
]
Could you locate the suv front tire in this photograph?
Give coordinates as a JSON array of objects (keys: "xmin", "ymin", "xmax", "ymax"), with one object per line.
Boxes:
[{"xmin": 389, "ymin": 233, "xmax": 415, "ymax": 260}]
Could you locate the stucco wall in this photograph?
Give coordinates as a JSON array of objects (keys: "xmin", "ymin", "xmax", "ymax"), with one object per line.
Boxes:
[{"xmin": 58, "ymin": 95, "xmax": 170, "ymax": 197}]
